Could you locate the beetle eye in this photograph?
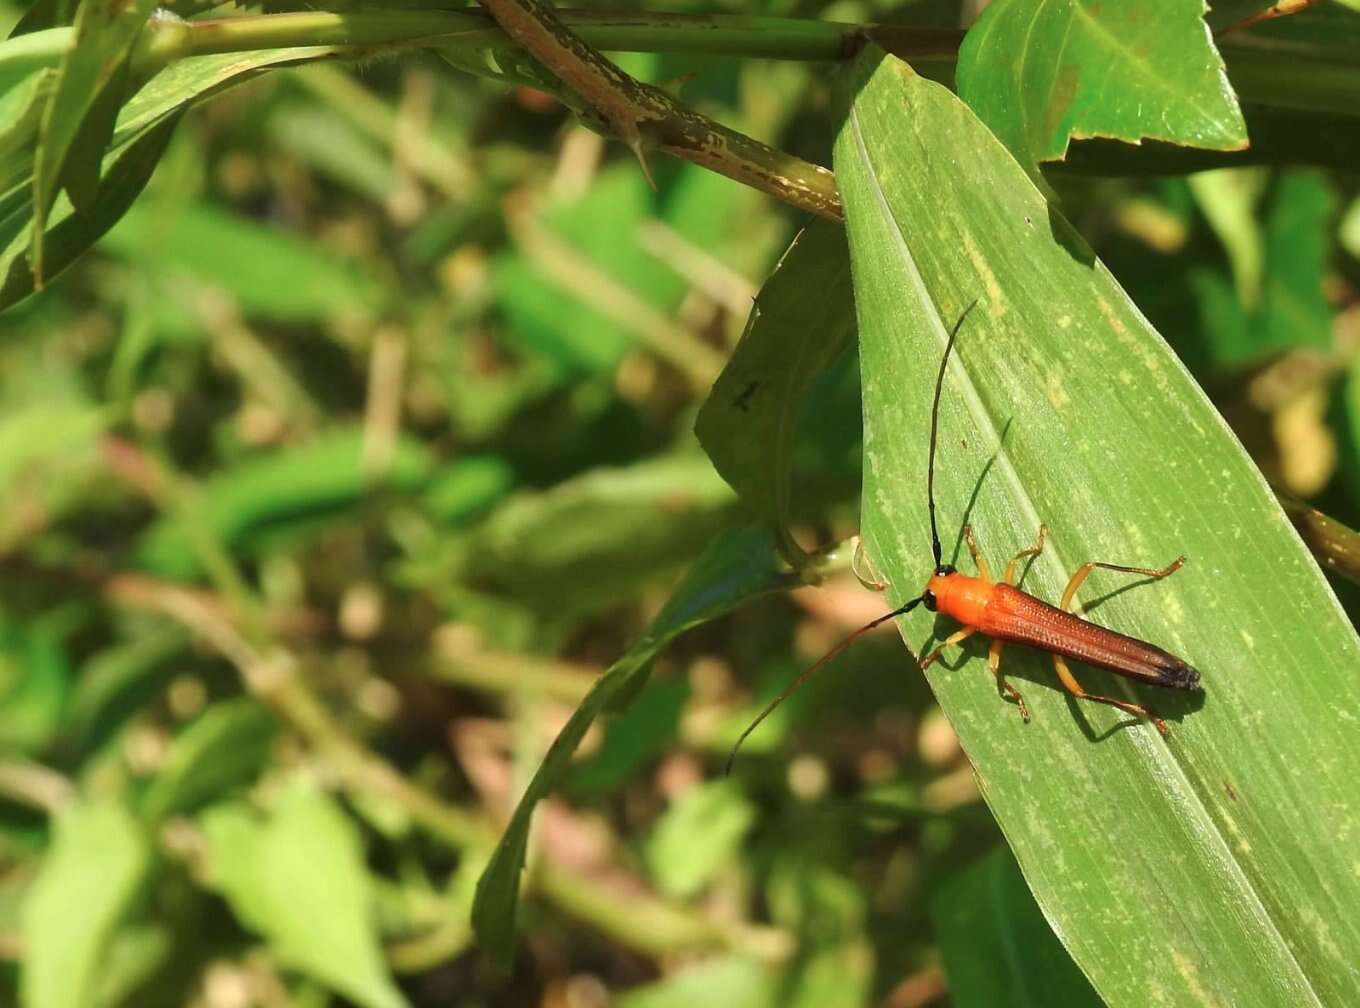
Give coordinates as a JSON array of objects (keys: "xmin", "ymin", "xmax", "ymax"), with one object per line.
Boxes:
[{"xmin": 922, "ymin": 590, "xmax": 937, "ymax": 612}]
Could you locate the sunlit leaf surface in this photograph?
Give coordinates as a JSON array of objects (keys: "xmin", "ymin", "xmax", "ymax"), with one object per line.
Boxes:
[
  {"xmin": 957, "ymin": 0, "xmax": 1247, "ymax": 175},
  {"xmin": 836, "ymin": 48, "xmax": 1360, "ymax": 1007}
]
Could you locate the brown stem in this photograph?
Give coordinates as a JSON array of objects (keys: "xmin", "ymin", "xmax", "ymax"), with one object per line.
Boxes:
[{"xmin": 474, "ymin": 0, "xmax": 841, "ymax": 219}]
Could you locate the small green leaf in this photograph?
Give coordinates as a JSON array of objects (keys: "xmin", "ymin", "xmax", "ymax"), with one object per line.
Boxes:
[
  {"xmin": 932, "ymin": 845, "xmax": 1101, "ymax": 1007},
  {"xmin": 472, "ymin": 525, "xmax": 795, "ymax": 970},
  {"xmin": 200, "ymin": 786, "xmax": 409, "ymax": 1008},
  {"xmin": 1256, "ymin": 171, "xmax": 1333, "ymax": 352},
  {"xmin": 1340, "ymin": 194, "xmax": 1360, "ymax": 260},
  {"xmin": 31, "ymin": 0, "xmax": 159, "ymax": 283},
  {"xmin": 696, "ymin": 219, "xmax": 854, "ymax": 569},
  {"xmin": 645, "ymin": 780, "xmax": 755, "ymax": 899},
  {"xmin": 20, "ymin": 798, "xmax": 148, "ymax": 1008},
  {"xmin": 0, "ymin": 619, "xmax": 71, "ymax": 754},
  {"xmin": 422, "ymin": 455, "xmax": 515, "ymax": 525},
  {"xmin": 142, "ymin": 698, "xmax": 278, "ymax": 824},
  {"xmin": 0, "ymin": 399, "xmax": 105, "ymax": 487},
  {"xmin": 66, "ymin": 627, "xmax": 187, "ymax": 756},
  {"xmin": 1186, "ymin": 167, "xmax": 1267, "ymax": 307},
  {"xmin": 957, "ymin": 0, "xmax": 1247, "ymax": 177},
  {"xmin": 836, "ymin": 49, "xmax": 1360, "ymax": 1007},
  {"xmin": 764, "ymin": 860, "xmax": 871, "ymax": 1008},
  {"xmin": 0, "ymin": 113, "xmax": 178, "ymax": 311}
]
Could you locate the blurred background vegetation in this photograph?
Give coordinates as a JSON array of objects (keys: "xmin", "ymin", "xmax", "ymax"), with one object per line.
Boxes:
[{"xmin": 2, "ymin": 0, "xmax": 1359, "ymax": 1006}]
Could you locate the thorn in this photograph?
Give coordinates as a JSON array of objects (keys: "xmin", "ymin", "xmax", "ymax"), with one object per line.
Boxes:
[{"xmin": 627, "ymin": 136, "xmax": 656, "ymax": 190}]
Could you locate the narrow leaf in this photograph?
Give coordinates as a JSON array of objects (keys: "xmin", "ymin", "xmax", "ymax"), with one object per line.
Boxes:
[
  {"xmin": 696, "ymin": 219, "xmax": 855, "ymax": 569},
  {"xmin": 31, "ymin": 0, "xmax": 159, "ymax": 284},
  {"xmin": 957, "ymin": 0, "xmax": 1247, "ymax": 177},
  {"xmin": 20, "ymin": 798, "xmax": 148, "ymax": 1008},
  {"xmin": 472, "ymin": 525, "xmax": 795, "ymax": 969},
  {"xmin": 142, "ymin": 698, "xmax": 278, "ymax": 824},
  {"xmin": 1, "ymin": 114, "xmax": 178, "ymax": 310},
  {"xmin": 835, "ymin": 49, "xmax": 1360, "ymax": 1007},
  {"xmin": 99, "ymin": 197, "xmax": 382, "ymax": 320}
]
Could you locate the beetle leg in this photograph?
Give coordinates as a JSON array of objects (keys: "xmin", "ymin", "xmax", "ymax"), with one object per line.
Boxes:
[
  {"xmin": 1051, "ymin": 654, "xmax": 1168, "ymax": 736},
  {"xmin": 1001, "ymin": 524, "xmax": 1047, "ymax": 586},
  {"xmin": 1060, "ymin": 556, "xmax": 1185, "ymax": 611},
  {"xmin": 919, "ymin": 626, "xmax": 976, "ymax": 670},
  {"xmin": 1054, "ymin": 556, "xmax": 1184, "ymax": 735},
  {"xmin": 989, "ymin": 638, "xmax": 1029, "ymax": 721},
  {"xmin": 963, "ymin": 525, "xmax": 992, "ymax": 583}
]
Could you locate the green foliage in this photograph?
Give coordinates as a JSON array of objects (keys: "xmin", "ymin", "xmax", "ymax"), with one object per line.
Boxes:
[
  {"xmin": 471, "ymin": 524, "xmax": 795, "ymax": 969},
  {"xmin": 957, "ymin": 0, "xmax": 1247, "ymax": 177},
  {"xmin": 696, "ymin": 219, "xmax": 854, "ymax": 569},
  {"xmin": 20, "ymin": 799, "xmax": 148, "ymax": 1008},
  {"xmin": 2, "ymin": 0, "xmax": 1358, "ymax": 1005},
  {"xmin": 932, "ymin": 845, "xmax": 1101, "ymax": 1007},
  {"xmin": 200, "ymin": 784, "xmax": 409, "ymax": 1008}
]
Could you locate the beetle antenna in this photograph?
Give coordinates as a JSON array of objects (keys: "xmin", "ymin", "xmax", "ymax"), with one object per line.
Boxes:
[
  {"xmin": 928, "ymin": 300, "xmax": 979, "ymax": 568},
  {"xmin": 724, "ymin": 594, "xmax": 926, "ymax": 774}
]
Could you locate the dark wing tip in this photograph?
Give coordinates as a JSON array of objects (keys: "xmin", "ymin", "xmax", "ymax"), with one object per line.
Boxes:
[{"xmin": 1160, "ymin": 659, "xmax": 1200, "ymax": 691}]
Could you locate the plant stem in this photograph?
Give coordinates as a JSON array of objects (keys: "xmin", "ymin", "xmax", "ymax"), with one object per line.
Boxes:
[
  {"xmin": 496, "ymin": 0, "xmax": 845, "ymax": 217},
  {"xmin": 131, "ymin": 11, "xmax": 961, "ymax": 67}
]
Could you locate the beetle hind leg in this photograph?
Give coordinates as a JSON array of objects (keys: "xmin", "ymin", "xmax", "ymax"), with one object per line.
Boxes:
[
  {"xmin": 989, "ymin": 638, "xmax": 1029, "ymax": 722},
  {"xmin": 1060, "ymin": 556, "xmax": 1185, "ymax": 611},
  {"xmin": 1053, "ymin": 555, "xmax": 1183, "ymax": 736},
  {"xmin": 1051, "ymin": 654, "xmax": 1168, "ymax": 736}
]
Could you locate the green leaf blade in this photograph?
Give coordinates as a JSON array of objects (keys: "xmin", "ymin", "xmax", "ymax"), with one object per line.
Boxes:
[
  {"xmin": 835, "ymin": 49, "xmax": 1360, "ymax": 1008},
  {"xmin": 472, "ymin": 525, "xmax": 794, "ymax": 969},
  {"xmin": 932, "ymin": 845, "xmax": 1101, "ymax": 1008},
  {"xmin": 141, "ymin": 698, "xmax": 278, "ymax": 824},
  {"xmin": 958, "ymin": 0, "xmax": 1247, "ymax": 175}
]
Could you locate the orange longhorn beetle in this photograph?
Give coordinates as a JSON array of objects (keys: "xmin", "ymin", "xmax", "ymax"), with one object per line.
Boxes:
[{"xmin": 728, "ymin": 302, "xmax": 1201, "ymax": 770}]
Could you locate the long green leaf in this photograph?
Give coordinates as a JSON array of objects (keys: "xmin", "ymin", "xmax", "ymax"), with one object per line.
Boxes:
[
  {"xmin": 835, "ymin": 49, "xmax": 1360, "ymax": 1007},
  {"xmin": 135, "ymin": 427, "xmax": 433, "ymax": 579},
  {"xmin": 99, "ymin": 198, "xmax": 381, "ymax": 321},
  {"xmin": 472, "ymin": 525, "xmax": 795, "ymax": 970}
]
